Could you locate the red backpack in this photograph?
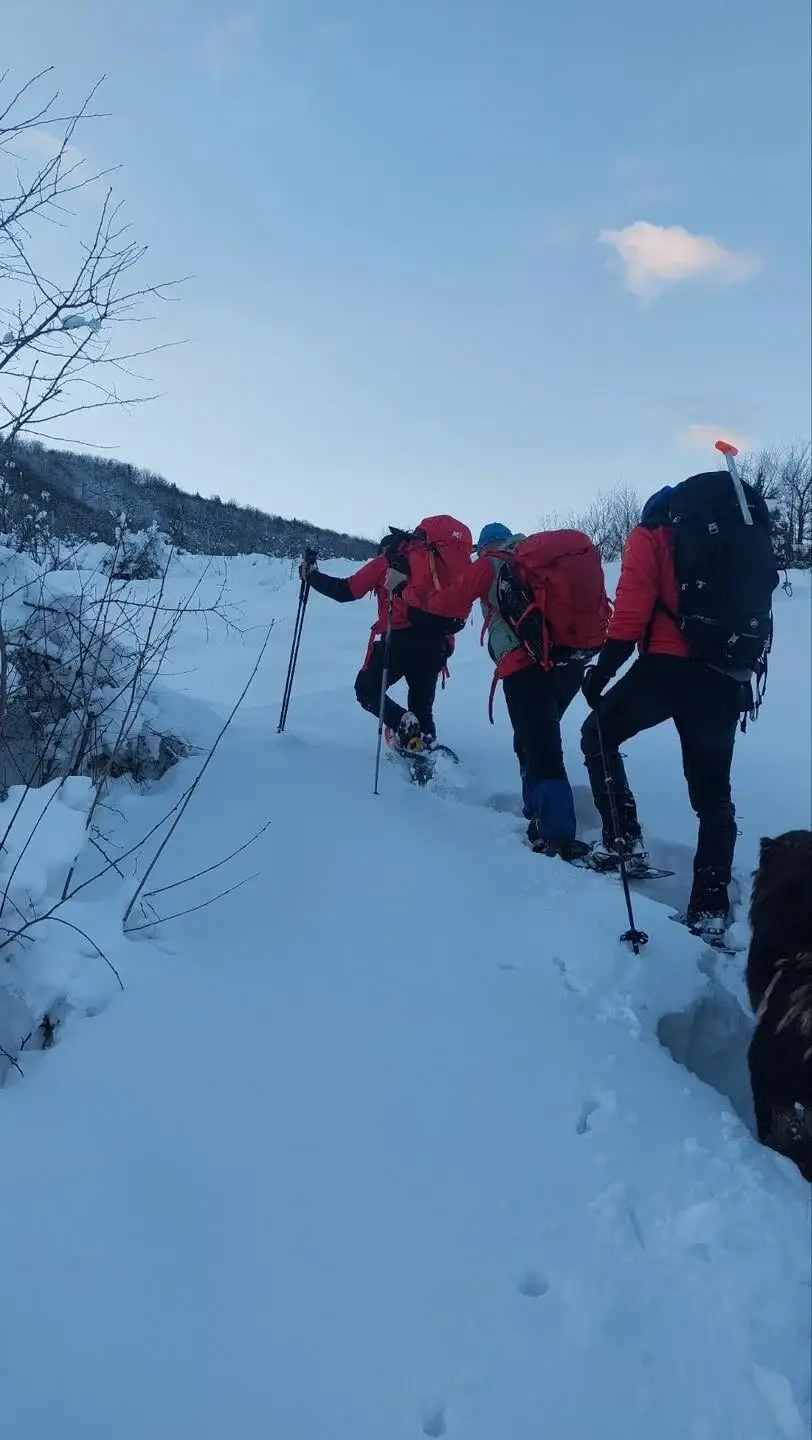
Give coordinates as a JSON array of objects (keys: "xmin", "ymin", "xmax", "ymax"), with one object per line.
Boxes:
[
  {"xmin": 382, "ymin": 515, "xmax": 473, "ymax": 634},
  {"xmin": 489, "ymin": 529, "xmax": 610, "ymax": 666}
]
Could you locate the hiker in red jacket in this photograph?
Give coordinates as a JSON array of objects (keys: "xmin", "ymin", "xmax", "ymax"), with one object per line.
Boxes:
[
  {"xmin": 395, "ymin": 522, "xmax": 607, "ymax": 860},
  {"xmin": 579, "ymin": 483, "xmax": 761, "ymax": 938},
  {"xmin": 300, "ymin": 518, "xmax": 471, "ymax": 754}
]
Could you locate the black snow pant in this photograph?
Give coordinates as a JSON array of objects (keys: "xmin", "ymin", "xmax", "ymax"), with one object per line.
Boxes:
[
  {"xmin": 580, "ymin": 655, "xmax": 745, "ymax": 910},
  {"xmin": 502, "ymin": 656, "xmax": 587, "ymax": 842},
  {"xmin": 355, "ymin": 628, "xmax": 450, "ymax": 740}
]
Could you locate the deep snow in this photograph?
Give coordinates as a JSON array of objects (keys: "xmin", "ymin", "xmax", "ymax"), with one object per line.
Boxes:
[{"xmin": 0, "ymin": 553, "xmax": 810, "ymax": 1440}]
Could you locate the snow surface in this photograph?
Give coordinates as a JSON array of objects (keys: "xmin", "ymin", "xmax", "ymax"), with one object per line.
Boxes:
[{"xmin": 0, "ymin": 553, "xmax": 810, "ymax": 1440}]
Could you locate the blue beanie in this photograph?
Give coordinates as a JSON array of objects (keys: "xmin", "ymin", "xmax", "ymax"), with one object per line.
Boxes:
[
  {"xmin": 476, "ymin": 522, "xmax": 512, "ymax": 554},
  {"xmin": 640, "ymin": 486, "xmax": 673, "ymax": 526}
]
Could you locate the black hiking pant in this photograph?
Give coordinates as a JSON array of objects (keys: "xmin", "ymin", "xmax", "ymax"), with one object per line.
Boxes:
[
  {"xmin": 580, "ymin": 655, "xmax": 745, "ymax": 905},
  {"xmin": 502, "ymin": 656, "xmax": 587, "ymax": 841},
  {"xmin": 355, "ymin": 629, "xmax": 450, "ymax": 739},
  {"xmin": 504, "ymin": 657, "xmax": 587, "ymax": 778}
]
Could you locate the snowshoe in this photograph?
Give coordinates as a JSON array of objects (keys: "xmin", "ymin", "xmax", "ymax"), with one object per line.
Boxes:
[
  {"xmin": 425, "ymin": 740, "xmax": 460, "ymax": 765},
  {"xmin": 579, "ymin": 838, "xmax": 674, "ymax": 881},
  {"xmin": 383, "ymin": 723, "xmax": 460, "ymax": 788},
  {"xmin": 670, "ymin": 910, "xmax": 736, "ymax": 955}
]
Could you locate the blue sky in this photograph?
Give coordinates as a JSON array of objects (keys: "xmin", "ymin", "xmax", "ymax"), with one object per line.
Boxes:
[{"xmin": 5, "ymin": 0, "xmax": 810, "ymax": 538}]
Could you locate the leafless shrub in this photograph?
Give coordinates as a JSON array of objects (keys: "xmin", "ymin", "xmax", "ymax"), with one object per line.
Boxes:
[
  {"xmin": 540, "ymin": 479, "xmax": 643, "ymax": 561},
  {"xmin": 0, "ymin": 67, "xmax": 183, "ymax": 450},
  {"xmin": 735, "ymin": 441, "xmax": 812, "ymax": 569}
]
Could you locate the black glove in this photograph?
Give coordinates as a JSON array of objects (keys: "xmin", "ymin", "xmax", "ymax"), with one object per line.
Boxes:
[
  {"xmin": 581, "ymin": 665, "xmax": 608, "ymax": 710},
  {"xmin": 298, "ymin": 558, "xmax": 317, "ymax": 583},
  {"xmin": 581, "ymin": 639, "xmax": 635, "ymax": 709}
]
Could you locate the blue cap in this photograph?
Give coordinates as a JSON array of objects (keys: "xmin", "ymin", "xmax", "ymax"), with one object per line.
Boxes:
[
  {"xmin": 640, "ymin": 487, "xmax": 673, "ymax": 525},
  {"xmin": 476, "ymin": 522, "xmax": 512, "ymax": 554}
]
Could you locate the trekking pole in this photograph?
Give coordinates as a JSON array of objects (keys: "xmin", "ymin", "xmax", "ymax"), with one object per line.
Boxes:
[
  {"xmin": 715, "ymin": 440, "xmax": 753, "ymax": 526},
  {"xmin": 278, "ymin": 546, "xmax": 317, "ymax": 733},
  {"xmin": 373, "ymin": 594, "xmax": 395, "ymax": 796},
  {"xmin": 594, "ymin": 709, "xmax": 648, "ymax": 954}
]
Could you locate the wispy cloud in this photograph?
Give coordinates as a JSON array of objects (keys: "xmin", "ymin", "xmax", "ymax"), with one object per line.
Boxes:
[
  {"xmin": 197, "ymin": 13, "xmax": 256, "ymax": 78},
  {"xmin": 682, "ymin": 424, "xmax": 752, "ymax": 453},
  {"xmin": 18, "ymin": 129, "xmax": 85, "ymax": 167},
  {"xmin": 598, "ymin": 220, "xmax": 760, "ymax": 301}
]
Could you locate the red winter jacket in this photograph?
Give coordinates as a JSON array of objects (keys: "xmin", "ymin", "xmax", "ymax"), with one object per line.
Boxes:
[
  {"xmin": 610, "ymin": 525, "xmax": 690, "ymax": 658},
  {"xmin": 403, "ymin": 554, "xmax": 532, "ymax": 679},
  {"xmin": 345, "ymin": 554, "xmax": 411, "ymax": 633},
  {"xmin": 308, "ymin": 554, "xmax": 457, "ymax": 668}
]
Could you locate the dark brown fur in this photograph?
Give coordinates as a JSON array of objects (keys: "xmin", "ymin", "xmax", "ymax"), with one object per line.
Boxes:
[{"xmin": 746, "ymin": 830, "xmax": 812, "ymax": 1182}]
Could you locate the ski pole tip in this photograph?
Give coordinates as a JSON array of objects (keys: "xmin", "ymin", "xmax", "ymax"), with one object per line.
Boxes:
[{"xmin": 715, "ymin": 440, "xmax": 739, "ymax": 457}]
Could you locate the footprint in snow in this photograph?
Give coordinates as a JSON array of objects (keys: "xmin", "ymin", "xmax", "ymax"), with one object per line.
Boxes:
[
  {"xmin": 576, "ymin": 1099, "xmax": 601, "ymax": 1135},
  {"xmin": 421, "ymin": 1404, "xmax": 447, "ymax": 1437},
  {"xmin": 552, "ymin": 954, "xmax": 578, "ymax": 993},
  {"xmin": 518, "ymin": 1269, "xmax": 550, "ymax": 1298}
]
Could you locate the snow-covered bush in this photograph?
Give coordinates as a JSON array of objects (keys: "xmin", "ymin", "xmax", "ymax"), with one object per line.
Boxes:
[
  {"xmin": 0, "ymin": 547, "xmax": 192, "ymax": 792},
  {"xmin": 0, "ymin": 543, "xmax": 252, "ymax": 1082},
  {"xmin": 102, "ymin": 519, "xmax": 171, "ymax": 581},
  {"xmin": 0, "ymin": 777, "xmax": 101, "ymax": 1083}
]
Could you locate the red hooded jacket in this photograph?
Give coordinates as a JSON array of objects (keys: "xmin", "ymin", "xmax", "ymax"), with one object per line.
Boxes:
[{"xmin": 610, "ymin": 525, "xmax": 689, "ymax": 658}]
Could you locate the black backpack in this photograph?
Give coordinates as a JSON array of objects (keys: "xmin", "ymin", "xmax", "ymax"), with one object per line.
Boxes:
[{"xmin": 643, "ymin": 470, "xmax": 779, "ymax": 675}]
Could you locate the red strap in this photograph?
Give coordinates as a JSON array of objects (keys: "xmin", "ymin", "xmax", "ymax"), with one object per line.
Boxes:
[{"xmin": 361, "ymin": 621, "xmax": 380, "ymax": 670}]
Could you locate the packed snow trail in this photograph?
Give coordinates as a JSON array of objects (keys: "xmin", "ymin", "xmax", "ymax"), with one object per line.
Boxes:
[{"xmin": 0, "ymin": 556, "xmax": 809, "ymax": 1439}]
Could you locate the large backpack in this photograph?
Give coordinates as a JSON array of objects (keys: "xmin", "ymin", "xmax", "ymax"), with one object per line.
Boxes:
[
  {"xmin": 642, "ymin": 471, "xmax": 779, "ymax": 676},
  {"xmin": 489, "ymin": 529, "xmax": 611, "ymax": 667},
  {"xmin": 379, "ymin": 515, "xmax": 473, "ymax": 634}
]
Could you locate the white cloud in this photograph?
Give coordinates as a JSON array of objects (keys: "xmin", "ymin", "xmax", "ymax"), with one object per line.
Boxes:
[
  {"xmin": 598, "ymin": 220, "xmax": 760, "ymax": 300},
  {"xmin": 197, "ymin": 13, "xmax": 256, "ymax": 78},
  {"xmin": 18, "ymin": 130, "xmax": 85, "ymax": 167},
  {"xmin": 682, "ymin": 424, "xmax": 752, "ymax": 452}
]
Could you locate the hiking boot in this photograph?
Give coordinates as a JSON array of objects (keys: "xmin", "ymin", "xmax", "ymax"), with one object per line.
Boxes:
[
  {"xmin": 684, "ymin": 869, "xmax": 730, "ymax": 945},
  {"xmin": 397, "ymin": 712, "xmax": 425, "ymax": 753},
  {"xmin": 532, "ymin": 835, "xmax": 590, "ymax": 862},
  {"xmin": 587, "ymin": 832, "xmax": 649, "ymax": 874},
  {"xmin": 685, "ymin": 911, "xmax": 729, "ymax": 945},
  {"xmin": 687, "ymin": 872, "xmax": 729, "ymax": 926}
]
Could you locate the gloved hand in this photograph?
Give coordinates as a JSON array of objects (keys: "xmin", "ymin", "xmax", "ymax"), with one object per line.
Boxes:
[
  {"xmin": 299, "ymin": 558, "xmax": 317, "ymax": 583},
  {"xmin": 384, "ymin": 567, "xmax": 408, "ymax": 595},
  {"xmin": 581, "ymin": 638, "xmax": 636, "ymax": 709},
  {"xmin": 581, "ymin": 665, "xmax": 609, "ymax": 710}
]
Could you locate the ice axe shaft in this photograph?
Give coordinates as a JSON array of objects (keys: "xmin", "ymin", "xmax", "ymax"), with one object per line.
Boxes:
[{"xmin": 715, "ymin": 440, "xmax": 753, "ymax": 525}]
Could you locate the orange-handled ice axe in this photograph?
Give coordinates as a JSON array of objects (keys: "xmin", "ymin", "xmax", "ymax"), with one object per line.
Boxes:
[{"xmin": 715, "ymin": 440, "xmax": 753, "ymax": 525}]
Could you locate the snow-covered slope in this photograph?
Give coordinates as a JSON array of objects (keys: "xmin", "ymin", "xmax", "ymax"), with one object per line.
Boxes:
[{"xmin": 1, "ymin": 554, "xmax": 810, "ymax": 1440}]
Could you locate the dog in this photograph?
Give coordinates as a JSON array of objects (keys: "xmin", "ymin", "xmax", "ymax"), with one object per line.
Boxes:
[{"xmin": 746, "ymin": 830, "xmax": 812, "ymax": 1182}]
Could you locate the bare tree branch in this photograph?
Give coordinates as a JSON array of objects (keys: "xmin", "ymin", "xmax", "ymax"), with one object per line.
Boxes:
[{"xmin": 1, "ymin": 68, "xmax": 185, "ymax": 448}]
